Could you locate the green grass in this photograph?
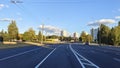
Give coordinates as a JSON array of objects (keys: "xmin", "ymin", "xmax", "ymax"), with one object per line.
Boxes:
[{"xmin": 0, "ymin": 43, "xmax": 31, "ymax": 49}]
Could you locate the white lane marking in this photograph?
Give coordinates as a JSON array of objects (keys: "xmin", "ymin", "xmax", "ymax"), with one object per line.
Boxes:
[
  {"xmin": 0, "ymin": 48, "xmax": 40, "ymax": 61},
  {"xmin": 74, "ymin": 50, "xmax": 99, "ymax": 68},
  {"xmin": 35, "ymin": 48, "xmax": 56, "ymax": 68},
  {"xmin": 69, "ymin": 44, "xmax": 85, "ymax": 68},
  {"xmin": 69, "ymin": 44, "xmax": 100, "ymax": 68},
  {"xmin": 113, "ymin": 58, "xmax": 120, "ymax": 63}
]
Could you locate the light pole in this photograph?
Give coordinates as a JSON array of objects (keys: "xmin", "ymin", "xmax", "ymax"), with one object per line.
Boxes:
[
  {"xmin": 99, "ymin": 24, "xmax": 101, "ymax": 46},
  {"xmin": 41, "ymin": 24, "xmax": 44, "ymax": 44}
]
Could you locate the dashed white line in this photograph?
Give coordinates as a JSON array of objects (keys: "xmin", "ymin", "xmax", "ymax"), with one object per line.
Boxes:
[
  {"xmin": 35, "ymin": 48, "xmax": 56, "ymax": 68},
  {"xmin": 74, "ymin": 50, "xmax": 99, "ymax": 68},
  {"xmin": 0, "ymin": 48, "xmax": 40, "ymax": 61}
]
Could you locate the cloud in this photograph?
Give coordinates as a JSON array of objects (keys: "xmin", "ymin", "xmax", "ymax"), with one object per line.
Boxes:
[
  {"xmin": 0, "ymin": 17, "xmax": 22, "ymax": 22},
  {"xmin": 0, "ymin": 4, "xmax": 9, "ymax": 9},
  {"xmin": 0, "ymin": 4, "xmax": 4, "ymax": 9},
  {"xmin": 39, "ymin": 25, "xmax": 62, "ymax": 34},
  {"xmin": 0, "ymin": 18, "xmax": 12, "ymax": 22},
  {"xmin": 88, "ymin": 19, "xmax": 115, "ymax": 26},
  {"xmin": 115, "ymin": 16, "xmax": 120, "ymax": 19}
]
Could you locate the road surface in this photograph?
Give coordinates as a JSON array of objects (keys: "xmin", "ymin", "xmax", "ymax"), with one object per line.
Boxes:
[{"xmin": 0, "ymin": 43, "xmax": 120, "ymax": 68}]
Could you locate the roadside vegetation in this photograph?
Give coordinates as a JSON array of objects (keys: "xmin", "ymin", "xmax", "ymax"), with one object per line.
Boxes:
[
  {"xmin": 97, "ymin": 21, "xmax": 120, "ymax": 46},
  {"xmin": 0, "ymin": 20, "xmax": 120, "ymax": 46},
  {"xmin": 0, "ymin": 43, "xmax": 31, "ymax": 49}
]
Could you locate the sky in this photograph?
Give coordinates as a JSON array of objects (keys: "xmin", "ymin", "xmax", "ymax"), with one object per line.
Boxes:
[{"xmin": 0, "ymin": 0, "xmax": 120, "ymax": 36}]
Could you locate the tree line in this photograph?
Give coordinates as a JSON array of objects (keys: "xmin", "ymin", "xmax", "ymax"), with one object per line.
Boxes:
[
  {"xmin": 79, "ymin": 21, "xmax": 120, "ymax": 46},
  {"xmin": 1, "ymin": 20, "xmax": 119, "ymax": 46},
  {"xmin": 0, "ymin": 20, "xmax": 44, "ymax": 42},
  {"xmin": 0, "ymin": 20, "xmax": 72, "ymax": 42},
  {"xmin": 97, "ymin": 21, "xmax": 120, "ymax": 46},
  {"xmin": 79, "ymin": 31, "xmax": 93, "ymax": 43},
  {"xmin": 0, "ymin": 20, "xmax": 93, "ymax": 43}
]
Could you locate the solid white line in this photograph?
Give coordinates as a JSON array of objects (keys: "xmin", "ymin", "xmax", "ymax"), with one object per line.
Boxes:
[
  {"xmin": 35, "ymin": 48, "xmax": 56, "ymax": 68},
  {"xmin": 0, "ymin": 48, "xmax": 40, "ymax": 61},
  {"xmin": 69, "ymin": 44, "xmax": 85, "ymax": 68},
  {"xmin": 113, "ymin": 58, "xmax": 120, "ymax": 63}
]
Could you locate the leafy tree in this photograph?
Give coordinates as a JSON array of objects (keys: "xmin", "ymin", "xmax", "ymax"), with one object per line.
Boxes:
[
  {"xmin": 18, "ymin": 34, "xmax": 23, "ymax": 41},
  {"xmin": 8, "ymin": 20, "xmax": 19, "ymax": 41},
  {"xmin": 108, "ymin": 28, "xmax": 114, "ymax": 45},
  {"xmin": 23, "ymin": 28, "xmax": 36, "ymax": 42},
  {"xmin": 37, "ymin": 31, "xmax": 43, "ymax": 42},
  {"xmin": 110, "ymin": 26, "xmax": 120, "ymax": 45},
  {"xmin": 3, "ymin": 31, "xmax": 9, "ymax": 41},
  {"xmin": 46, "ymin": 35, "xmax": 58, "ymax": 39},
  {"xmin": 43, "ymin": 35, "xmax": 46, "ymax": 41},
  {"xmin": 80, "ymin": 31, "xmax": 87, "ymax": 42},
  {"xmin": 118, "ymin": 21, "xmax": 120, "ymax": 26},
  {"xmin": 97, "ymin": 24, "xmax": 110, "ymax": 44},
  {"xmin": 79, "ymin": 37, "xmax": 82, "ymax": 41},
  {"xmin": 23, "ymin": 31, "xmax": 29, "ymax": 41},
  {"xmin": 0, "ymin": 30, "xmax": 9, "ymax": 41},
  {"xmin": 86, "ymin": 34, "xmax": 93, "ymax": 43},
  {"xmin": 59, "ymin": 36, "xmax": 72, "ymax": 41}
]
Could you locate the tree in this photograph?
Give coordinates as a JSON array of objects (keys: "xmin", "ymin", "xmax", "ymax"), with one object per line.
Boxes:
[
  {"xmin": 23, "ymin": 31, "xmax": 29, "ymax": 41},
  {"xmin": 108, "ymin": 28, "xmax": 114, "ymax": 45},
  {"xmin": 109, "ymin": 26, "xmax": 120, "ymax": 45},
  {"xmin": 37, "ymin": 31, "xmax": 43, "ymax": 42},
  {"xmin": 3, "ymin": 31, "xmax": 9, "ymax": 41},
  {"xmin": 118, "ymin": 21, "xmax": 120, "ymax": 26},
  {"xmin": 46, "ymin": 35, "xmax": 58, "ymax": 39},
  {"xmin": 86, "ymin": 34, "xmax": 93, "ymax": 43},
  {"xmin": 23, "ymin": 28, "xmax": 36, "ymax": 42},
  {"xmin": 97, "ymin": 24, "xmax": 110, "ymax": 44},
  {"xmin": 80, "ymin": 31, "xmax": 87, "ymax": 42},
  {"xmin": 8, "ymin": 20, "xmax": 19, "ymax": 41},
  {"xmin": 0, "ymin": 30, "xmax": 9, "ymax": 41},
  {"xmin": 79, "ymin": 31, "xmax": 93, "ymax": 43}
]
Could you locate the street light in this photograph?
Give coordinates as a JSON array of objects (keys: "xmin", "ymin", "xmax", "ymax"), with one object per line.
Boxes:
[
  {"xmin": 99, "ymin": 24, "xmax": 101, "ymax": 46},
  {"xmin": 41, "ymin": 24, "xmax": 44, "ymax": 44}
]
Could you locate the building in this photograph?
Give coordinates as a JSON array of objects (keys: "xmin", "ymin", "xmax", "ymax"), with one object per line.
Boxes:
[
  {"xmin": 61, "ymin": 30, "xmax": 68, "ymax": 37},
  {"xmin": 91, "ymin": 28, "xmax": 98, "ymax": 42},
  {"xmin": 73, "ymin": 32, "xmax": 79, "ymax": 38},
  {"xmin": 73, "ymin": 32, "xmax": 79, "ymax": 42}
]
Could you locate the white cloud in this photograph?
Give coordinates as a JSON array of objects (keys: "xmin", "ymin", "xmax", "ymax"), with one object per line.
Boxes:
[
  {"xmin": 0, "ymin": 18, "xmax": 12, "ymax": 22},
  {"xmin": 39, "ymin": 25, "xmax": 62, "ymax": 34},
  {"xmin": 0, "ymin": 4, "xmax": 9, "ymax": 10},
  {"xmin": 0, "ymin": 4, "xmax": 4, "ymax": 9},
  {"xmin": 115, "ymin": 16, "xmax": 120, "ymax": 19},
  {"xmin": 88, "ymin": 19, "xmax": 115, "ymax": 26}
]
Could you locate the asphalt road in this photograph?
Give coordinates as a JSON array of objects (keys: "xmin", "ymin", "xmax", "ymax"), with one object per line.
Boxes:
[{"xmin": 0, "ymin": 43, "xmax": 120, "ymax": 68}]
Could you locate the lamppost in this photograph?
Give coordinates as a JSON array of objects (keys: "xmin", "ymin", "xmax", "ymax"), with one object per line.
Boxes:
[
  {"xmin": 41, "ymin": 24, "xmax": 44, "ymax": 44},
  {"xmin": 99, "ymin": 24, "xmax": 101, "ymax": 46}
]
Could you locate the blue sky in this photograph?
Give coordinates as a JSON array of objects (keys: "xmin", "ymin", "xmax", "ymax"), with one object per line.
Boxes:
[{"xmin": 0, "ymin": 0, "xmax": 120, "ymax": 35}]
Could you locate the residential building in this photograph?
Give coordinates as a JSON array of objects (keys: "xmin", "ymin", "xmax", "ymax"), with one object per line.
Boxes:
[
  {"xmin": 73, "ymin": 32, "xmax": 79, "ymax": 38},
  {"xmin": 91, "ymin": 28, "xmax": 98, "ymax": 42}
]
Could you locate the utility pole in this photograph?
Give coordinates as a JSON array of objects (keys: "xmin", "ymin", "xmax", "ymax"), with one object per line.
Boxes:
[
  {"xmin": 99, "ymin": 24, "xmax": 101, "ymax": 46},
  {"xmin": 41, "ymin": 24, "xmax": 44, "ymax": 44}
]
